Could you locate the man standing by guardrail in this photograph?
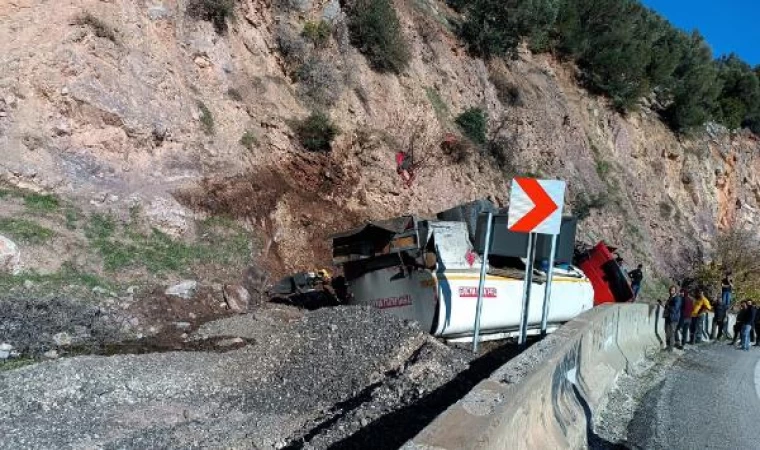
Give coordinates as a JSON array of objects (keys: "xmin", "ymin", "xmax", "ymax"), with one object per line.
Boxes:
[
  {"xmin": 679, "ymin": 287, "xmax": 694, "ymax": 348},
  {"xmin": 660, "ymin": 286, "xmax": 682, "ymax": 350},
  {"xmin": 739, "ymin": 301, "xmax": 756, "ymax": 351},
  {"xmin": 628, "ymin": 264, "xmax": 644, "ymax": 300},
  {"xmin": 711, "ymin": 296, "xmax": 729, "ymax": 340},
  {"xmin": 690, "ymin": 288, "xmax": 712, "ymax": 344}
]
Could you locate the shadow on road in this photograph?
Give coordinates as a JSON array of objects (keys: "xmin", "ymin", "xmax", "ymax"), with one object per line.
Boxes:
[
  {"xmin": 573, "ymin": 382, "xmax": 638, "ymax": 450},
  {"xmin": 322, "ymin": 342, "xmax": 525, "ymax": 450}
]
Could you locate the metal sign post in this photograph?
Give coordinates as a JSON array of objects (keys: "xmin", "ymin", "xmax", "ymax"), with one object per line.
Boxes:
[
  {"xmin": 518, "ymin": 233, "xmax": 537, "ymax": 349},
  {"xmin": 508, "ymin": 177, "xmax": 566, "ymax": 349},
  {"xmin": 473, "ymin": 211, "xmax": 494, "ymax": 353},
  {"xmin": 540, "ymin": 234, "xmax": 558, "ymax": 336}
]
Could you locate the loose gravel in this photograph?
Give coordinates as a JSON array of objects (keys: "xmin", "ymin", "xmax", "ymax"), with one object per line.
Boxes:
[
  {"xmin": 590, "ymin": 347, "xmax": 683, "ymax": 449},
  {"xmin": 0, "ymin": 295, "xmax": 129, "ymax": 356},
  {"xmin": 0, "ymin": 305, "xmax": 501, "ymax": 450}
]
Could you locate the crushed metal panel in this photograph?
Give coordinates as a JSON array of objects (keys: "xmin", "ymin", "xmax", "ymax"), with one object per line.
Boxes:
[
  {"xmin": 331, "ymin": 216, "xmax": 423, "ymax": 264},
  {"xmin": 430, "ymin": 222, "xmax": 481, "ymax": 270}
]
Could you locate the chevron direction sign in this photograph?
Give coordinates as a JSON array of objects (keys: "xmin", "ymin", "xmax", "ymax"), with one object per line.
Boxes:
[{"xmin": 507, "ymin": 178, "xmax": 566, "ymax": 235}]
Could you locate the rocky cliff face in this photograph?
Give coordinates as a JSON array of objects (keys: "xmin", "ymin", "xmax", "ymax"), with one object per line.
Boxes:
[{"xmin": 2, "ymin": 0, "xmax": 759, "ymax": 292}]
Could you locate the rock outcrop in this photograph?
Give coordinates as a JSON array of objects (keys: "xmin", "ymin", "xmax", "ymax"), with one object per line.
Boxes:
[{"xmin": 0, "ymin": 235, "xmax": 20, "ymax": 275}]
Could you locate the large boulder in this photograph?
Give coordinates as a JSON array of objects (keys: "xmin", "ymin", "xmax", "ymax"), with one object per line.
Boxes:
[
  {"xmin": 165, "ymin": 280, "xmax": 198, "ymax": 299},
  {"xmin": 0, "ymin": 343, "xmax": 12, "ymax": 360},
  {"xmin": 145, "ymin": 196, "xmax": 194, "ymax": 239},
  {"xmin": 0, "ymin": 235, "xmax": 20, "ymax": 275},
  {"xmin": 223, "ymin": 284, "xmax": 250, "ymax": 313}
]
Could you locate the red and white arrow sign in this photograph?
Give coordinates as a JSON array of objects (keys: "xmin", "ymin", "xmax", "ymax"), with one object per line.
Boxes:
[{"xmin": 507, "ymin": 178, "xmax": 566, "ymax": 235}]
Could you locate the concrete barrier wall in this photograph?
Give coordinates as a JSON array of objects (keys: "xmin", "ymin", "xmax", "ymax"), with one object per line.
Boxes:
[{"xmin": 406, "ymin": 304, "xmax": 663, "ymax": 450}]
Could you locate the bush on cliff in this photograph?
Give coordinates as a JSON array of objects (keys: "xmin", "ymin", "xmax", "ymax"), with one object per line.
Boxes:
[
  {"xmin": 347, "ymin": 0, "xmax": 411, "ymax": 74},
  {"xmin": 294, "ymin": 112, "xmax": 339, "ymax": 152},
  {"xmin": 187, "ymin": 0, "xmax": 235, "ymax": 34}
]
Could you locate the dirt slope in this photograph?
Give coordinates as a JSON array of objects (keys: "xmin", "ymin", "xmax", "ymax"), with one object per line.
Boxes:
[{"xmin": 1, "ymin": 0, "xmax": 759, "ymax": 289}]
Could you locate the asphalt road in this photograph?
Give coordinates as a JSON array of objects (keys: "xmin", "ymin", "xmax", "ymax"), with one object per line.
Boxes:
[{"xmin": 626, "ymin": 343, "xmax": 760, "ymax": 449}]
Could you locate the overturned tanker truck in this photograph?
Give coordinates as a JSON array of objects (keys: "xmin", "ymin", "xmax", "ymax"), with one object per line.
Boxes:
[{"xmin": 330, "ymin": 200, "xmax": 632, "ymax": 342}]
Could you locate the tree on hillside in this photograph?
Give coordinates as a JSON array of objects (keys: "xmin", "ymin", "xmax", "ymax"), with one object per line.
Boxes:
[
  {"xmin": 459, "ymin": 0, "xmax": 559, "ymax": 57},
  {"xmin": 645, "ymin": 20, "xmax": 684, "ymax": 92},
  {"xmin": 663, "ymin": 31, "xmax": 722, "ymax": 132},
  {"xmin": 580, "ymin": 2, "xmax": 658, "ymax": 110},
  {"xmin": 715, "ymin": 54, "xmax": 760, "ymax": 130},
  {"xmin": 452, "ymin": 0, "xmax": 760, "ymax": 136},
  {"xmin": 690, "ymin": 228, "xmax": 760, "ymax": 302}
]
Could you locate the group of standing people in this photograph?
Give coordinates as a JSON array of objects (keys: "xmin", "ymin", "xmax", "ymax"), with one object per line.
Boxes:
[
  {"xmin": 658, "ymin": 271, "xmax": 756, "ymax": 351},
  {"xmin": 661, "ymin": 286, "xmax": 715, "ymax": 349},
  {"xmin": 732, "ymin": 300, "xmax": 758, "ymax": 351}
]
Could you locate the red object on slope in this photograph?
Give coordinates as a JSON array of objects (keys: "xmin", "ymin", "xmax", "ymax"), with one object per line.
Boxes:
[
  {"xmin": 395, "ymin": 151, "xmax": 406, "ymax": 167},
  {"xmin": 576, "ymin": 242, "xmax": 634, "ymax": 305}
]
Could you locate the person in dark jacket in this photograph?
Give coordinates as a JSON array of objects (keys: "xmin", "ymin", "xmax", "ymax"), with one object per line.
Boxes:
[
  {"xmin": 732, "ymin": 301, "xmax": 747, "ymax": 346},
  {"xmin": 739, "ymin": 301, "xmax": 757, "ymax": 351},
  {"xmin": 660, "ymin": 286, "xmax": 682, "ymax": 350},
  {"xmin": 629, "ymin": 264, "xmax": 644, "ymax": 300},
  {"xmin": 711, "ymin": 297, "xmax": 729, "ymax": 340},
  {"xmin": 678, "ymin": 287, "xmax": 694, "ymax": 348}
]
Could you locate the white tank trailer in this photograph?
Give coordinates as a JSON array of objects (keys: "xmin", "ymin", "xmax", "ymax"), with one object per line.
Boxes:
[{"xmin": 331, "ymin": 206, "xmax": 594, "ymax": 342}]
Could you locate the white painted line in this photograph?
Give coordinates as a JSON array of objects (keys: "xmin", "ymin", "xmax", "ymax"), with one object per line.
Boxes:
[{"xmin": 754, "ymin": 358, "xmax": 760, "ymax": 402}]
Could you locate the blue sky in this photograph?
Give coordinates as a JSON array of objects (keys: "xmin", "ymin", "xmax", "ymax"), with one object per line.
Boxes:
[{"xmin": 639, "ymin": 0, "xmax": 760, "ymax": 65}]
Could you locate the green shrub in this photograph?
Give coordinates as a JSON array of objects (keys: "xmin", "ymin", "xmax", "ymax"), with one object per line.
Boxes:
[
  {"xmin": 23, "ymin": 193, "xmax": 59, "ymax": 213},
  {"xmin": 240, "ymin": 130, "xmax": 258, "ymax": 150},
  {"xmin": 294, "ymin": 112, "xmax": 339, "ymax": 152},
  {"xmin": 0, "ymin": 187, "xmax": 61, "ymax": 213},
  {"xmin": 0, "ymin": 218, "xmax": 55, "ymax": 245},
  {"xmin": 425, "ymin": 87, "xmax": 450, "ymax": 121},
  {"xmin": 0, "ymin": 262, "xmax": 112, "ymax": 292},
  {"xmin": 65, "ymin": 207, "xmax": 79, "ymax": 230},
  {"xmin": 85, "ymin": 213, "xmax": 117, "ymax": 241},
  {"xmin": 459, "ymin": 0, "xmax": 559, "ymax": 58},
  {"xmin": 73, "ymin": 12, "xmax": 118, "ymax": 42},
  {"xmin": 489, "ymin": 68, "xmax": 522, "ymax": 106},
  {"xmin": 84, "ymin": 214, "xmax": 251, "ymax": 274},
  {"xmin": 659, "ymin": 201, "xmax": 673, "ymax": 219},
  {"xmin": 0, "ymin": 358, "xmax": 36, "ymax": 372},
  {"xmin": 187, "ymin": 0, "xmax": 235, "ymax": 34},
  {"xmin": 197, "ymin": 101, "xmax": 215, "ymax": 135},
  {"xmin": 595, "ymin": 159, "xmax": 611, "ymax": 178},
  {"xmin": 441, "ymin": 137, "xmax": 472, "ymax": 163},
  {"xmin": 574, "ymin": 192, "xmax": 608, "ymax": 221},
  {"xmin": 347, "ymin": 0, "xmax": 411, "ymax": 73},
  {"xmin": 303, "ymin": 20, "xmax": 332, "ymax": 47},
  {"xmin": 296, "ymin": 56, "xmax": 344, "ymax": 107},
  {"xmin": 227, "ymin": 88, "xmax": 243, "ymax": 102},
  {"xmin": 455, "ymin": 107, "xmax": 487, "ymax": 145},
  {"xmin": 444, "ymin": 0, "xmax": 469, "ymax": 12},
  {"xmin": 486, "ymin": 137, "xmax": 517, "ymax": 174},
  {"xmin": 276, "ymin": 24, "xmax": 309, "ymax": 67}
]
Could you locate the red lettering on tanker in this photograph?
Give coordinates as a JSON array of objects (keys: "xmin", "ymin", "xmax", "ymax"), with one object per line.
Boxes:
[
  {"xmin": 373, "ymin": 294, "xmax": 413, "ymax": 309},
  {"xmin": 458, "ymin": 287, "xmax": 497, "ymax": 298}
]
